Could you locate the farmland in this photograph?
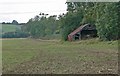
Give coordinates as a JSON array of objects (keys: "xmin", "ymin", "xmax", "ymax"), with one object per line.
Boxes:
[
  {"xmin": 0, "ymin": 24, "xmax": 22, "ymax": 33},
  {"xmin": 0, "ymin": 24, "xmax": 23, "ymax": 38},
  {"xmin": 2, "ymin": 38, "xmax": 118, "ymax": 74}
]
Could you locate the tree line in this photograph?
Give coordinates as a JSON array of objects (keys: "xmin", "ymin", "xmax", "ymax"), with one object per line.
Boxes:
[
  {"xmin": 22, "ymin": 13, "xmax": 60, "ymax": 39},
  {"xmin": 23, "ymin": 2, "xmax": 120, "ymax": 41}
]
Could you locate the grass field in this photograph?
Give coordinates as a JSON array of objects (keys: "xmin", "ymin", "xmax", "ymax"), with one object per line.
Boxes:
[
  {"xmin": 2, "ymin": 39, "xmax": 118, "ymax": 74},
  {"xmin": 0, "ymin": 24, "xmax": 22, "ymax": 33},
  {"xmin": 0, "ymin": 24, "xmax": 22, "ymax": 38}
]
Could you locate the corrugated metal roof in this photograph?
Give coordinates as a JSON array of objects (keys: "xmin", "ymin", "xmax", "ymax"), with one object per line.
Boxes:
[{"xmin": 69, "ymin": 24, "xmax": 89, "ymax": 36}]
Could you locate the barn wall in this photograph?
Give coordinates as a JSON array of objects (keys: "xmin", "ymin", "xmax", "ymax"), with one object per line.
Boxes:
[{"xmin": 68, "ymin": 24, "xmax": 97, "ymax": 41}]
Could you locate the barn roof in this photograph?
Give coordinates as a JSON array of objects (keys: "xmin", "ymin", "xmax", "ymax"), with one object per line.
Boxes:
[{"xmin": 68, "ymin": 24, "xmax": 89, "ymax": 36}]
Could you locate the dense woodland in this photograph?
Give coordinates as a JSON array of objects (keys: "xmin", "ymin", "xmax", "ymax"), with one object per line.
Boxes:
[{"xmin": 22, "ymin": 2, "xmax": 120, "ymax": 41}]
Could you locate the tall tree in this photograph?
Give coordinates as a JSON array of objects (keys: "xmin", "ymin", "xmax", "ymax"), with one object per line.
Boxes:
[
  {"xmin": 60, "ymin": 2, "xmax": 119, "ymax": 41},
  {"xmin": 23, "ymin": 14, "xmax": 59, "ymax": 38}
]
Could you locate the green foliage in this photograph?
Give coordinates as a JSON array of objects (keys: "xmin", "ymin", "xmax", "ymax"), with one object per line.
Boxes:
[
  {"xmin": 60, "ymin": 2, "xmax": 119, "ymax": 41},
  {"xmin": 23, "ymin": 2, "xmax": 119, "ymax": 41},
  {"xmin": 23, "ymin": 14, "xmax": 59, "ymax": 38},
  {"xmin": 12, "ymin": 20, "xmax": 19, "ymax": 25},
  {"xmin": 2, "ymin": 31, "xmax": 29, "ymax": 38},
  {"xmin": 1, "ymin": 24, "xmax": 29, "ymax": 38},
  {"xmin": 95, "ymin": 3, "xmax": 119, "ymax": 40},
  {"xmin": 59, "ymin": 11, "xmax": 84, "ymax": 40}
]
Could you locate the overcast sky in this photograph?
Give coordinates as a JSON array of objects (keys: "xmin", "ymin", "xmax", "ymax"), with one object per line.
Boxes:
[{"xmin": 0, "ymin": 0, "xmax": 67, "ymax": 23}]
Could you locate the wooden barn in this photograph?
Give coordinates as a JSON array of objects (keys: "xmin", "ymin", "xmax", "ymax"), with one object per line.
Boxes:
[{"xmin": 68, "ymin": 24, "xmax": 97, "ymax": 41}]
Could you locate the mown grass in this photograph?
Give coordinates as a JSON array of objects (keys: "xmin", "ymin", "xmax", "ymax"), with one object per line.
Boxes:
[{"xmin": 2, "ymin": 39, "xmax": 118, "ymax": 74}]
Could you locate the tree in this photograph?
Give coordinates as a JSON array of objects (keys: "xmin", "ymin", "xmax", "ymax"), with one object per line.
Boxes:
[
  {"xmin": 23, "ymin": 14, "xmax": 59, "ymax": 38},
  {"xmin": 60, "ymin": 2, "xmax": 119, "ymax": 41},
  {"xmin": 23, "ymin": 2, "xmax": 119, "ymax": 41},
  {"xmin": 95, "ymin": 3, "xmax": 119, "ymax": 40},
  {"xmin": 2, "ymin": 22, "xmax": 5, "ymax": 24},
  {"xmin": 59, "ymin": 11, "xmax": 84, "ymax": 40},
  {"xmin": 12, "ymin": 20, "xmax": 18, "ymax": 25}
]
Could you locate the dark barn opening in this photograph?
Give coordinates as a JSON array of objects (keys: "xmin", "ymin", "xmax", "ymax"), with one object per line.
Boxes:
[
  {"xmin": 68, "ymin": 24, "xmax": 98, "ymax": 41},
  {"xmin": 81, "ymin": 30, "xmax": 97, "ymax": 39},
  {"xmin": 75, "ymin": 33, "xmax": 80, "ymax": 40}
]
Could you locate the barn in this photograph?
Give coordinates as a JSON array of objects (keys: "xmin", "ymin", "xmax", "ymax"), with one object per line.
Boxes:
[{"xmin": 68, "ymin": 24, "xmax": 97, "ymax": 41}]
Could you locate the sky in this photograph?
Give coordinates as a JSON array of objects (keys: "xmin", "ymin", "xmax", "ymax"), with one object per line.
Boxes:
[{"xmin": 0, "ymin": 0, "xmax": 67, "ymax": 23}]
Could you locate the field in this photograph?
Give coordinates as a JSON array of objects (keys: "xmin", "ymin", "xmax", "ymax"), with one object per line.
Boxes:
[
  {"xmin": 0, "ymin": 24, "xmax": 22, "ymax": 33},
  {"xmin": 0, "ymin": 24, "xmax": 22, "ymax": 38},
  {"xmin": 2, "ymin": 39, "xmax": 118, "ymax": 74}
]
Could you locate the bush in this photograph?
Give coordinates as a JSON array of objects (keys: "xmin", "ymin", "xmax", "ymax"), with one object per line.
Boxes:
[{"xmin": 2, "ymin": 31, "xmax": 30, "ymax": 38}]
